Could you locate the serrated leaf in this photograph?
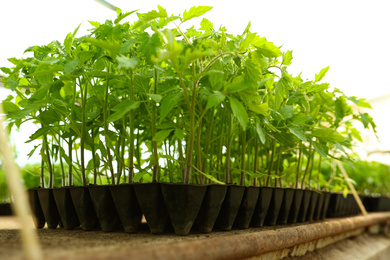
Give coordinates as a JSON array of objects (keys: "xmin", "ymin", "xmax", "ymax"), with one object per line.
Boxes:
[
  {"xmin": 280, "ymin": 105, "xmax": 294, "ymax": 119},
  {"xmin": 107, "ymin": 100, "xmax": 140, "ymax": 123},
  {"xmin": 2, "ymin": 101, "xmax": 20, "ymax": 113},
  {"xmin": 38, "ymin": 109, "xmax": 60, "ymax": 125},
  {"xmin": 275, "ymin": 74, "xmax": 292, "ymax": 108},
  {"xmin": 88, "ymin": 21, "xmax": 101, "ymax": 28},
  {"xmin": 350, "ymin": 127, "xmax": 363, "ymax": 142},
  {"xmin": 244, "ymin": 59, "xmax": 262, "ymax": 83},
  {"xmin": 117, "ymin": 55, "xmax": 138, "ymax": 69},
  {"xmin": 182, "ymin": 6, "xmax": 213, "ymax": 23},
  {"xmin": 147, "ymin": 94, "xmax": 163, "ymax": 103},
  {"xmin": 174, "ymin": 128, "xmax": 184, "ymax": 140},
  {"xmin": 209, "ymin": 60, "xmax": 225, "ymax": 91},
  {"xmin": 288, "ymin": 126, "xmax": 307, "ymax": 142},
  {"xmin": 248, "ymin": 101, "xmax": 269, "ymax": 116},
  {"xmin": 119, "ymin": 39, "xmax": 137, "ymax": 54},
  {"xmin": 153, "ymin": 129, "xmax": 174, "ymax": 141},
  {"xmin": 206, "ymin": 91, "xmax": 225, "ymax": 110},
  {"xmin": 239, "ymin": 32, "xmax": 256, "ymax": 51},
  {"xmin": 64, "ymin": 59, "xmax": 79, "ymax": 74},
  {"xmin": 28, "ymin": 126, "xmax": 52, "ymax": 142},
  {"xmin": 64, "ymin": 23, "xmax": 81, "ymax": 57},
  {"xmin": 315, "ymin": 66, "xmax": 329, "ymax": 82},
  {"xmin": 229, "ymin": 96, "xmax": 248, "ymax": 130},
  {"xmin": 282, "ymin": 50, "xmax": 293, "ymax": 65},
  {"xmin": 311, "ymin": 128, "xmax": 345, "ymax": 143},
  {"xmin": 252, "ymin": 37, "xmax": 282, "ymax": 58},
  {"xmin": 256, "ymin": 122, "xmax": 266, "ymax": 144},
  {"xmin": 159, "ymin": 92, "xmax": 182, "ymax": 123},
  {"xmin": 199, "ymin": 18, "xmax": 213, "ymax": 31},
  {"xmin": 31, "ymin": 86, "xmax": 50, "ymax": 100},
  {"xmin": 133, "ymin": 6, "xmax": 167, "ymax": 29},
  {"xmin": 114, "ymin": 10, "xmax": 137, "ymax": 24},
  {"xmin": 226, "ymin": 79, "xmax": 250, "ymax": 93},
  {"xmin": 83, "ymin": 37, "xmax": 120, "ymax": 57},
  {"xmin": 313, "ymin": 141, "xmax": 328, "ymax": 158}
]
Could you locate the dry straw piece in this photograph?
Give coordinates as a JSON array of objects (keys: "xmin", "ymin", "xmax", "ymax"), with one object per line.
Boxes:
[{"xmin": 0, "ymin": 103, "xmax": 42, "ymax": 260}]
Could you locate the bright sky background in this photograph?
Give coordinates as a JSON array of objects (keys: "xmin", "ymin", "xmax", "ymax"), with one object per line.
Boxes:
[{"xmin": 1, "ymin": 0, "xmax": 389, "ymax": 165}]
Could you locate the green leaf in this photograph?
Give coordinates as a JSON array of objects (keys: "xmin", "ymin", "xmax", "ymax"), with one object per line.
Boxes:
[
  {"xmin": 312, "ymin": 141, "xmax": 328, "ymax": 158},
  {"xmin": 315, "ymin": 66, "xmax": 330, "ymax": 82},
  {"xmin": 159, "ymin": 92, "xmax": 182, "ymax": 123},
  {"xmin": 114, "ymin": 10, "xmax": 137, "ymax": 24},
  {"xmin": 28, "ymin": 126, "xmax": 52, "ymax": 141},
  {"xmin": 229, "ymin": 96, "xmax": 248, "ymax": 130},
  {"xmin": 226, "ymin": 79, "xmax": 250, "ymax": 93},
  {"xmin": 64, "ymin": 59, "xmax": 79, "ymax": 74},
  {"xmin": 107, "ymin": 100, "xmax": 140, "ymax": 123},
  {"xmin": 147, "ymin": 94, "xmax": 163, "ymax": 103},
  {"xmin": 347, "ymin": 97, "xmax": 372, "ymax": 109},
  {"xmin": 350, "ymin": 127, "xmax": 363, "ymax": 142},
  {"xmin": 280, "ymin": 105, "xmax": 294, "ymax": 119},
  {"xmin": 311, "ymin": 128, "xmax": 345, "ymax": 143},
  {"xmin": 119, "ymin": 39, "xmax": 137, "ymax": 54},
  {"xmin": 256, "ymin": 122, "xmax": 266, "ymax": 144},
  {"xmin": 2, "ymin": 101, "xmax": 20, "ymax": 114},
  {"xmin": 182, "ymin": 6, "xmax": 213, "ymax": 23},
  {"xmin": 8, "ymin": 107, "xmax": 36, "ymax": 120},
  {"xmin": 138, "ymin": 33, "xmax": 161, "ymax": 64},
  {"xmin": 83, "ymin": 37, "xmax": 120, "ymax": 57},
  {"xmin": 197, "ymin": 170, "xmax": 225, "ymax": 185},
  {"xmin": 153, "ymin": 129, "xmax": 174, "ymax": 142},
  {"xmin": 88, "ymin": 21, "xmax": 100, "ymax": 28},
  {"xmin": 288, "ymin": 126, "xmax": 307, "ymax": 142},
  {"xmin": 275, "ymin": 73, "xmax": 292, "ymax": 108},
  {"xmin": 206, "ymin": 91, "xmax": 225, "ymax": 110},
  {"xmin": 239, "ymin": 32, "xmax": 256, "ymax": 51},
  {"xmin": 244, "ymin": 59, "xmax": 262, "ymax": 83},
  {"xmin": 209, "ymin": 60, "xmax": 225, "ymax": 91},
  {"xmin": 31, "ymin": 86, "xmax": 50, "ymax": 100},
  {"xmin": 199, "ymin": 18, "xmax": 213, "ymax": 31},
  {"xmin": 174, "ymin": 128, "xmax": 184, "ymax": 140},
  {"xmin": 38, "ymin": 109, "xmax": 60, "ymax": 125},
  {"xmin": 117, "ymin": 55, "xmax": 138, "ymax": 69},
  {"xmin": 133, "ymin": 5, "xmax": 167, "ymax": 29},
  {"xmin": 7, "ymin": 80, "xmax": 19, "ymax": 91},
  {"xmin": 282, "ymin": 50, "xmax": 293, "ymax": 65},
  {"xmin": 64, "ymin": 23, "xmax": 81, "ymax": 57},
  {"xmin": 252, "ymin": 37, "xmax": 282, "ymax": 58}
]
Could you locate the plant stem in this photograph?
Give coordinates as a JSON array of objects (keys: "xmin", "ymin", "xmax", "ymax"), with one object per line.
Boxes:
[
  {"xmin": 79, "ymin": 79, "xmax": 87, "ymax": 186},
  {"xmin": 225, "ymin": 115, "xmax": 233, "ymax": 184},
  {"xmin": 68, "ymin": 137, "xmax": 73, "ymax": 186},
  {"xmin": 40, "ymin": 157, "xmax": 45, "ymax": 188},
  {"xmin": 301, "ymin": 141, "xmax": 313, "ymax": 189},
  {"xmin": 59, "ymin": 137, "xmax": 66, "ymax": 187},
  {"xmin": 295, "ymin": 143, "xmax": 302, "ymax": 189},
  {"xmin": 43, "ymin": 134, "xmax": 53, "ymax": 188},
  {"xmin": 183, "ymin": 75, "xmax": 197, "ymax": 184},
  {"xmin": 266, "ymin": 140, "xmax": 276, "ymax": 187},
  {"xmin": 307, "ymin": 148, "xmax": 315, "ymax": 189},
  {"xmin": 152, "ymin": 69, "xmax": 159, "ymax": 182},
  {"xmin": 128, "ymin": 70, "xmax": 135, "ymax": 184},
  {"xmin": 240, "ymin": 128, "xmax": 246, "ymax": 186},
  {"xmin": 202, "ymin": 109, "xmax": 214, "ymax": 174},
  {"xmin": 317, "ymin": 156, "xmax": 322, "ymax": 190},
  {"xmin": 196, "ymin": 114, "xmax": 204, "ymax": 184},
  {"xmin": 91, "ymin": 129, "xmax": 97, "ymax": 185},
  {"xmin": 253, "ymin": 139, "xmax": 259, "ymax": 186},
  {"xmin": 275, "ymin": 147, "xmax": 282, "ymax": 187}
]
